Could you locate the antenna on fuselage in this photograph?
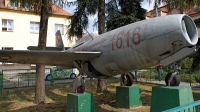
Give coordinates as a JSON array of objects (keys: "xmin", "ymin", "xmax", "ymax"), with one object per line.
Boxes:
[{"xmin": 84, "ymin": 28, "xmax": 94, "ymax": 40}]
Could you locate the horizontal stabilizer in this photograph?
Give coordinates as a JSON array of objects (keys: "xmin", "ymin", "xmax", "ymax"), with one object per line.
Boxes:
[{"xmin": 27, "ymin": 46, "xmax": 70, "ymax": 51}]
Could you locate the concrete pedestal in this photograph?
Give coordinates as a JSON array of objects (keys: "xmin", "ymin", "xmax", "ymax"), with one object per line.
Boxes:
[
  {"xmin": 150, "ymin": 86, "xmax": 194, "ymax": 112},
  {"xmin": 67, "ymin": 92, "xmax": 95, "ymax": 112},
  {"xmin": 116, "ymin": 86, "xmax": 142, "ymax": 108}
]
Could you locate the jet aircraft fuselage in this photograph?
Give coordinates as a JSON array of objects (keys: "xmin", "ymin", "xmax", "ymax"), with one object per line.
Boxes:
[{"xmin": 67, "ymin": 14, "xmax": 198, "ymax": 77}]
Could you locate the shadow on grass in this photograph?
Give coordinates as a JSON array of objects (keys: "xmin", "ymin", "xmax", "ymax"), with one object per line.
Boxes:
[
  {"xmin": 0, "ymin": 88, "xmax": 33, "ymax": 102},
  {"xmin": 0, "ymin": 84, "xmax": 69, "ymax": 112},
  {"xmin": 11, "ymin": 102, "xmax": 66, "ymax": 112},
  {"xmin": 0, "ymin": 81, "xmax": 156, "ymax": 112},
  {"xmin": 0, "ymin": 102, "xmax": 13, "ymax": 112}
]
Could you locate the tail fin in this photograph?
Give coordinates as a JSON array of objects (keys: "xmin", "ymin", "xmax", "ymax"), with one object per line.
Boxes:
[{"xmin": 55, "ymin": 30, "xmax": 65, "ymax": 51}]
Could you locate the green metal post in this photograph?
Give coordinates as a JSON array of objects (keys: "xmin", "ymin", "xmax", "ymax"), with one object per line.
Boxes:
[
  {"xmin": 150, "ymin": 68, "xmax": 152, "ymax": 82},
  {"xmin": 0, "ymin": 71, "xmax": 2, "ymax": 91},
  {"xmin": 50, "ymin": 69, "xmax": 54, "ymax": 86},
  {"xmin": 189, "ymin": 71, "xmax": 192, "ymax": 86},
  {"xmin": 27, "ymin": 70, "xmax": 29, "ymax": 87},
  {"xmin": 135, "ymin": 71, "xmax": 138, "ymax": 82},
  {"xmin": 90, "ymin": 78, "xmax": 93, "ymax": 82}
]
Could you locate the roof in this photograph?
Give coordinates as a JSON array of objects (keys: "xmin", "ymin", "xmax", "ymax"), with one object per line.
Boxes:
[
  {"xmin": 146, "ymin": 5, "xmax": 199, "ymax": 17},
  {"xmin": 51, "ymin": 4, "xmax": 72, "ymax": 16},
  {"xmin": 146, "ymin": 6, "xmax": 168, "ymax": 17},
  {"xmin": 0, "ymin": 3, "xmax": 73, "ymax": 17},
  {"xmin": 185, "ymin": 10, "xmax": 199, "ymax": 16}
]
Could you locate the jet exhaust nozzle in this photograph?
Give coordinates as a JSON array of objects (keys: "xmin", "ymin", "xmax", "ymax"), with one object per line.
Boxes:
[{"xmin": 181, "ymin": 15, "xmax": 198, "ymax": 46}]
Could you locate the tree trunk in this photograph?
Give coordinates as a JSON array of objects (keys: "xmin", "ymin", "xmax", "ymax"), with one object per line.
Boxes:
[
  {"xmin": 34, "ymin": 0, "xmax": 49, "ymax": 104},
  {"xmin": 96, "ymin": 0, "xmax": 108, "ymax": 93},
  {"xmin": 96, "ymin": 78, "xmax": 109, "ymax": 93},
  {"xmin": 34, "ymin": 65, "xmax": 46, "ymax": 104},
  {"xmin": 98, "ymin": 0, "xmax": 105, "ymax": 34}
]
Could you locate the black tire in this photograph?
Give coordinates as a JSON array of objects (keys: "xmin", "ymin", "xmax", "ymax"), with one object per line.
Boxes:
[
  {"xmin": 46, "ymin": 74, "xmax": 52, "ymax": 81},
  {"xmin": 165, "ymin": 73, "xmax": 180, "ymax": 86},
  {"xmin": 70, "ymin": 73, "xmax": 76, "ymax": 79},
  {"xmin": 123, "ymin": 72, "xmax": 134, "ymax": 86}
]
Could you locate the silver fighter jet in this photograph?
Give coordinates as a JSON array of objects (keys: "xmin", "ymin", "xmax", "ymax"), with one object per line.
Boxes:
[{"xmin": 0, "ymin": 14, "xmax": 198, "ymax": 93}]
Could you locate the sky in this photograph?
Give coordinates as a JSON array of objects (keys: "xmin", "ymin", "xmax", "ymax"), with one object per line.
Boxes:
[{"xmin": 65, "ymin": 0, "xmax": 156, "ymax": 34}]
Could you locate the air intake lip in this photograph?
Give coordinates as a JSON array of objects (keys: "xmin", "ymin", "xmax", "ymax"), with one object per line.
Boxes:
[{"xmin": 181, "ymin": 15, "xmax": 198, "ymax": 45}]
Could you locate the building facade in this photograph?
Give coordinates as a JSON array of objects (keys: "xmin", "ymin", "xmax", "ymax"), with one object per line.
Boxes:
[
  {"xmin": 0, "ymin": 0, "xmax": 74, "ymax": 50},
  {"xmin": 0, "ymin": 0, "xmax": 74, "ymax": 70}
]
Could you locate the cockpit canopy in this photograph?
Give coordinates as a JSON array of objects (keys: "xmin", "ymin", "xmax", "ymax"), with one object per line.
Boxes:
[{"xmin": 76, "ymin": 33, "xmax": 99, "ymax": 45}]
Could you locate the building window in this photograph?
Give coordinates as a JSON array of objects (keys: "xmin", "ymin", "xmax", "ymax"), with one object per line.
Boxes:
[
  {"xmin": 30, "ymin": 22, "xmax": 39, "ymax": 33},
  {"xmin": 2, "ymin": 19, "xmax": 13, "ymax": 31},
  {"xmin": 24, "ymin": 2, "xmax": 29, "ymax": 9},
  {"xmin": 22, "ymin": 2, "xmax": 29, "ymax": 11},
  {"xmin": 0, "ymin": 0, "xmax": 5, "ymax": 7},
  {"xmin": 55, "ymin": 24, "xmax": 63, "ymax": 34},
  {"xmin": 10, "ymin": 0, "xmax": 18, "ymax": 7},
  {"xmin": 2, "ymin": 47, "xmax": 13, "ymax": 50}
]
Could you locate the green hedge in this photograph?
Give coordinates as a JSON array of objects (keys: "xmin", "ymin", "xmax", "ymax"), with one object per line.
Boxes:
[
  {"xmin": 194, "ymin": 18, "xmax": 200, "ymax": 28},
  {"xmin": 138, "ymin": 68, "xmax": 200, "ymax": 83}
]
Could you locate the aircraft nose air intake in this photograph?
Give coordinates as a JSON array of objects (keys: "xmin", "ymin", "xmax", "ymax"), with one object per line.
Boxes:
[{"xmin": 181, "ymin": 15, "xmax": 198, "ymax": 45}]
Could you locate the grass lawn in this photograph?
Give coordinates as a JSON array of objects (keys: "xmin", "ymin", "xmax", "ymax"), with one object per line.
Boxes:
[{"xmin": 0, "ymin": 79, "xmax": 200, "ymax": 112}]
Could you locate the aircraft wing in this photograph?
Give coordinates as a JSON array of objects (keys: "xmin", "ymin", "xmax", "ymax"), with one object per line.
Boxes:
[{"xmin": 0, "ymin": 50, "xmax": 101, "ymax": 68}]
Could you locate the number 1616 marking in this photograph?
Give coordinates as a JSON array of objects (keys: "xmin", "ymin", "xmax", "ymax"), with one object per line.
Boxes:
[{"xmin": 112, "ymin": 26, "xmax": 141, "ymax": 51}]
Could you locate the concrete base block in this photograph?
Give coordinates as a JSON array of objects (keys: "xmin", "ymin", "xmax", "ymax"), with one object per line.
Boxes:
[
  {"xmin": 116, "ymin": 86, "xmax": 142, "ymax": 108},
  {"xmin": 67, "ymin": 92, "xmax": 95, "ymax": 112},
  {"xmin": 150, "ymin": 86, "xmax": 194, "ymax": 112}
]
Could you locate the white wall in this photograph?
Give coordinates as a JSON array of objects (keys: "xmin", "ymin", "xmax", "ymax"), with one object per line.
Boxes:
[{"xmin": 0, "ymin": 9, "xmax": 76, "ymax": 50}]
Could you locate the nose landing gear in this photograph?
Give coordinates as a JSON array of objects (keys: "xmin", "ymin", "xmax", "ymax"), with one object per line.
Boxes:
[
  {"xmin": 121, "ymin": 72, "xmax": 134, "ymax": 86},
  {"xmin": 165, "ymin": 72, "xmax": 180, "ymax": 86},
  {"xmin": 165, "ymin": 62, "xmax": 181, "ymax": 86}
]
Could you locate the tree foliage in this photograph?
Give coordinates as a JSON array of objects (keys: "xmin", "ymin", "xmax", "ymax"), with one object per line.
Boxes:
[
  {"xmin": 67, "ymin": 0, "xmax": 146, "ymax": 37},
  {"xmin": 67, "ymin": 0, "xmax": 98, "ymax": 39},
  {"xmin": 194, "ymin": 18, "xmax": 200, "ymax": 28},
  {"xmin": 106, "ymin": 0, "xmax": 146, "ymax": 31}
]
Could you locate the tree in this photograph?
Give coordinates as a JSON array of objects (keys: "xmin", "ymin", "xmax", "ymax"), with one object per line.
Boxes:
[
  {"xmin": 34, "ymin": 0, "xmax": 50, "ymax": 104},
  {"xmin": 67, "ymin": 0, "xmax": 98, "ymax": 39},
  {"xmin": 67, "ymin": 0, "xmax": 109, "ymax": 93},
  {"xmin": 106, "ymin": 0, "xmax": 146, "ymax": 31},
  {"xmin": 10, "ymin": 0, "xmax": 68, "ymax": 104},
  {"xmin": 10, "ymin": 0, "xmax": 50, "ymax": 104}
]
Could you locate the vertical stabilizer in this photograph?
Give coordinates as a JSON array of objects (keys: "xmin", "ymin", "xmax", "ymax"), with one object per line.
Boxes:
[{"xmin": 55, "ymin": 30, "xmax": 65, "ymax": 51}]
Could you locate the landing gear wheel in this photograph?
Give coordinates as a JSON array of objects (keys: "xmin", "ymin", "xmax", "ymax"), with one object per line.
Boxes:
[
  {"xmin": 70, "ymin": 73, "xmax": 76, "ymax": 79},
  {"xmin": 165, "ymin": 73, "xmax": 180, "ymax": 86},
  {"xmin": 122, "ymin": 72, "xmax": 134, "ymax": 86}
]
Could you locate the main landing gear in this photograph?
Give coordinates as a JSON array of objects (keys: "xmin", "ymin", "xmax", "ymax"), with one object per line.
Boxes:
[
  {"xmin": 165, "ymin": 62, "xmax": 181, "ymax": 86},
  {"xmin": 72, "ymin": 61, "xmax": 86, "ymax": 93},
  {"xmin": 73, "ymin": 75, "xmax": 85, "ymax": 93},
  {"xmin": 121, "ymin": 72, "xmax": 135, "ymax": 86}
]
